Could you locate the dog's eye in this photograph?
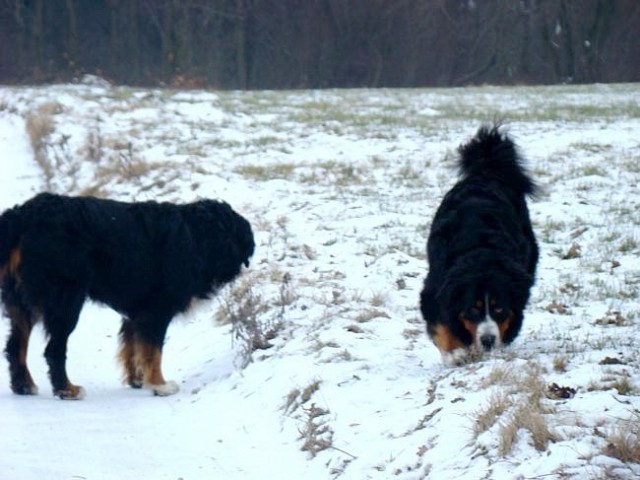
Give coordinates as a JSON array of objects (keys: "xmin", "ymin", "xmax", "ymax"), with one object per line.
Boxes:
[{"xmin": 494, "ymin": 307, "xmax": 503, "ymax": 314}]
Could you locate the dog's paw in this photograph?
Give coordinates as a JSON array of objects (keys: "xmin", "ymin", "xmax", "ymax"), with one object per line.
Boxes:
[
  {"xmin": 150, "ymin": 381, "xmax": 180, "ymax": 397},
  {"xmin": 11, "ymin": 381, "xmax": 39, "ymax": 396},
  {"xmin": 127, "ymin": 376, "xmax": 144, "ymax": 389},
  {"xmin": 441, "ymin": 348, "xmax": 470, "ymax": 366},
  {"xmin": 55, "ymin": 385, "xmax": 86, "ymax": 400}
]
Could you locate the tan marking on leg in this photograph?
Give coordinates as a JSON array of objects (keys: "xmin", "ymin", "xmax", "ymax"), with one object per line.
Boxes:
[
  {"xmin": 118, "ymin": 338, "xmax": 134, "ymax": 379},
  {"xmin": 118, "ymin": 335, "xmax": 143, "ymax": 388},
  {"xmin": 14, "ymin": 311, "xmax": 31, "ymax": 367},
  {"xmin": 17, "ymin": 325, "xmax": 37, "ymax": 394},
  {"xmin": 136, "ymin": 342, "xmax": 179, "ymax": 396},
  {"xmin": 498, "ymin": 311, "xmax": 515, "ymax": 342},
  {"xmin": 138, "ymin": 343, "xmax": 166, "ymax": 386},
  {"xmin": 1, "ymin": 247, "xmax": 22, "ymax": 282},
  {"xmin": 432, "ymin": 324, "xmax": 466, "ymax": 353},
  {"xmin": 460, "ymin": 316, "xmax": 478, "ymax": 343},
  {"xmin": 8, "ymin": 248, "xmax": 22, "ymax": 274}
]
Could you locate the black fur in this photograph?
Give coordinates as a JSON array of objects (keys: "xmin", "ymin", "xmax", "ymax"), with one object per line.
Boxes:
[
  {"xmin": 1, "ymin": 192, "xmax": 254, "ymax": 398},
  {"xmin": 420, "ymin": 125, "xmax": 538, "ymax": 361}
]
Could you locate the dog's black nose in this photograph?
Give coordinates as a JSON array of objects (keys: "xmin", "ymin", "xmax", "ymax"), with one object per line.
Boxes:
[{"xmin": 480, "ymin": 334, "xmax": 496, "ymax": 351}]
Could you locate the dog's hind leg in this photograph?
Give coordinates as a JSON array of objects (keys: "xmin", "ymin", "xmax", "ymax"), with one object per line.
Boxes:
[
  {"xmin": 118, "ymin": 318, "xmax": 144, "ymax": 388},
  {"xmin": 2, "ymin": 275, "xmax": 39, "ymax": 395},
  {"xmin": 131, "ymin": 317, "xmax": 179, "ymax": 397},
  {"xmin": 42, "ymin": 292, "xmax": 86, "ymax": 400},
  {"xmin": 4, "ymin": 304, "xmax": 39, "ymax": 395},
  {"xmin": 136, "ymin": 341, "xmax": 179, "ymax": 396}
]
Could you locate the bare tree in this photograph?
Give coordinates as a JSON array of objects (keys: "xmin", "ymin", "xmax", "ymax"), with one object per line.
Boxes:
[{"xmin": 0, "ymin": 0, "xmax": 638, "ymax": 88}]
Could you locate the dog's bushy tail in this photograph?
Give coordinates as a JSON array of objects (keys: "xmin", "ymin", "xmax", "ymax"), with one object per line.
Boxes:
[
  {"xmin": 0, "ymin": 207, "xmax": 22, "ymax": 269},
  {"xmin": 458, "ymin": 124, "xmax": 537, "ymax": 196}
]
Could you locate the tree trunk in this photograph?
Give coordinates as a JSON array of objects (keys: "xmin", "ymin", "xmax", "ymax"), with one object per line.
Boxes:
[
  {"xmin": 33, "ymin": 0, "xmax": 44, "ymax": 81},
  {"xmin": 13, "ymin": 1, "xmax": 25, "ymax": 79},
  {"xmin": 66, "ymin": 0, "xmax": 78, "ymax": 74},
  {"xmin": 235, "ymin": 0, "xmax": 247, "ymax": 89},
  {"xmin": 559, "ymin": 0, "xmax": 575, "ymax": 81}
]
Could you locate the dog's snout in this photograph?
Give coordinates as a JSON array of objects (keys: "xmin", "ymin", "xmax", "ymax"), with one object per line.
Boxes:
[{"xmin": 480, "ymin": 334, "xmax": 496, "ymax": 351}]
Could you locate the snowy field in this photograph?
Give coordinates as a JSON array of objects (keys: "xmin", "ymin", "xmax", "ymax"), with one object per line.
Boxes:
[{"xmin": 0, "ymin": 81, "xmax": 639, "ymax": 479}]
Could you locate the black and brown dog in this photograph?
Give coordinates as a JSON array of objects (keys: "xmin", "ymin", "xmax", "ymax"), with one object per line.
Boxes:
[
  {"xmin": 0, "ymin": 193, "xmax": 254, "ymax": 399},
  {"xmin": 420, "ymin": 125, "xmax": 538, "ymax": 365}
]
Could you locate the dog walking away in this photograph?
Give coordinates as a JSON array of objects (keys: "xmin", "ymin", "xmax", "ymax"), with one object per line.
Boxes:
[
  {"xmin": 420, "ymin": 125, "xmax": 538, "ymax": 365},
  {"xmin": 0, "ymin": 193, "xmax": 255, "ymax": 399}
]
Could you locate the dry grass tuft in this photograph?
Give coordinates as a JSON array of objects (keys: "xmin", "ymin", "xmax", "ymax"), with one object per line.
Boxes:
[
  {"xmin": 301, "ymin": 379, "xmax": 321, "ymax": 403},
  {"xmin": 25, "ymin": 103, "xmax": 59, "ymax": 187},
  {"xmin": 283, "ymin": 379, "xmax": 321, "ymax": 414},
  {"xmin": 355, "ymin": 308, "xmax": 390, "ymax": 323},
  {"xmin": 216, "ymin": 275, "xmax": 272, "ymax": 368},
  {"xmin": 299, "ymin": 404, "xmax": 334, "ymax": 457},
  {"xmin": 498, "ymin": 404, "xmax": 556, "ymax": 456},
  {"xmin": 272, "ymin": 271, "xmax": 297, "ymax": 308},
  {"xmin": 216, "ymin": 269, "xmax": 294, "ymax": 368},
  {"xmin": 552, "ymin": 355, "xmax": 569, "ymax": 373},
  {"xmin": 475, "ymin": 361, "xmax": 556, "ymax": 456},
  {"xmin": 282, "ymin": 379, "xmax": 334, "ymax": 457},
  {"xmin": 587, "ymin": 370, "xmax": 637, "ymax": 396},
  {"xmin": 472, "ymin": 391, "xmax": 512, "ymax": 436},
  {"xmin": 604, "ymin": 412, "xmax": 640, "ymax": 463}
]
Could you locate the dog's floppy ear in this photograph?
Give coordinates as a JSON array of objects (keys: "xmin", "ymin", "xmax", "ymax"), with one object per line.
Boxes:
[{"xmin": 435, "ymin": 274, "xmax": 469, "ymax": 317}]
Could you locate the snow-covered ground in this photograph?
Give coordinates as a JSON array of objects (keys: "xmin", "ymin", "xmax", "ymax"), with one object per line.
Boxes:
[{"xmin": 0, "ymin": 82, "xmax": 639, "ymax": 479}]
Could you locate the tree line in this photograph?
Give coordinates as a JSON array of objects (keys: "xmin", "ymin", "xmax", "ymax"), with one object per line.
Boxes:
[{"xmin": 1, "ymin": 0, "xmax": 638, "ymax": 89}]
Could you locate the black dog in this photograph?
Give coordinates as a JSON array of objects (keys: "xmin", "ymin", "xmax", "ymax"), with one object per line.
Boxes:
[
  {"xmin": 0, "ymin": 193, "xmax": 254, "ymax": 399},
  {"xmin": 420, "ymin": 125, "xmax": 538, "ymax": 365}
]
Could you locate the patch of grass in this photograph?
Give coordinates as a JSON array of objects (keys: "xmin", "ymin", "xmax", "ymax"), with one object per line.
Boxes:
[
  {"xmin": 392, "ymin": 161, "xmax": 425, "ymax": 187},
  {"xmin": 283, "ymin": 379, "xmax": 335, "ymax": 458},
  {"xmin": 569, "ymin": 142, "xmax": 612, "ymax": 155},
  {"xmin": 604, "ymin": 412, "xmax": 640, "ymax": 464},
  {"xmin": 300, "ymin": 379, "xmax": 321, "ymax": 403},
  {"xmin": 587, "ymin": 370, "xmax": 637, "ymax": 396},
  {"xmin": 552, "ymin": 355, "xmax": 569, "ymax": 373},
  {"xmin": 498, "ymin": 404, "xmax": 556, "ymax": 456},
  {"xmin": 25, "ymin": 103, "xmax": 59, "ymax": 187},
  {"xmin": 538, "ymin": 218, "xmax": 567, "ymax": 243},
  {"xmin": 611, "ymin": 373, "xmax": 634, "ymax": 396},
  {"xmin": 617, "ymin": 236, "xmax": 639, "ymax": 253},
  {"xmin": 254, "ymin": 135, "xmax": 288, "ymax": 149},
  {"xmin": 82, "ymin": 118, "xmax": 104, "ymax": 163},
  {"xmin": 235, "ymin": 163, "xmax": 297, "ymax": 181},
  {"xmin": 283, "ymin": 379, "xmax": 322, "ymax": 414},
  {"xmin": 402, "ymin": 327, "xmax": 423, "ymax": 345},
  {"xmin": 390, "ymin": 237, "xmax": 427, "ymax": 260},
  {"xmin": 216, "ymin": 275, "xmax": 273, "ymax": 368},
  {"xmin": 299, "ymin": 403, "xmax": 334, "ymax": 458},
  {"xmin": 354, "ymin": 308, "xmax": 390, "ymax": 323},
  {"xmin": 369, "ymin": 291, "xmax": 388, "ymax": 307},
  {"xmin": 310, "ymin": 160, "xmax": 369, "ymax": 187},
  {"xmin": 472, "ymin": 391, "xmax": 513, "ymax": 436},
  {"xmin": 272, "ymin": 270, "xmax": 297, "ymax": 308},
  {"xmin": 590, "ymin": 277, "xmax": 637, "ymax": 301},
  {"xmin": 475, "ymin": 362, "xmax": 556, "ymax": 456}
]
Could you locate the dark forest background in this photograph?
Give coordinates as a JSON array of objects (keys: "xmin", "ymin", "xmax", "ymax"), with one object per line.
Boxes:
[{"xmin": 1, "ymin": 0, "xmax": 639, "ymax": 89}]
